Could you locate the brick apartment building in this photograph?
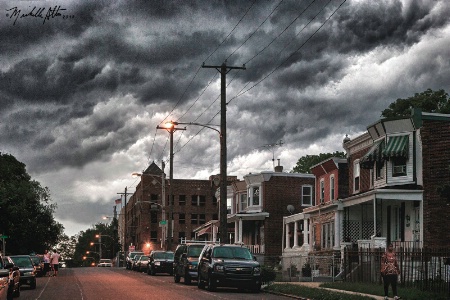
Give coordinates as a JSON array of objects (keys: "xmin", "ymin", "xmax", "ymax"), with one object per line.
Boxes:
[{"xmin": 120, "ymin": 162, "xmax": 223, "ymax": 253}]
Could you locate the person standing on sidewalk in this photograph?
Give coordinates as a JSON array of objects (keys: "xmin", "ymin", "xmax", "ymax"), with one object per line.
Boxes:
[
  {"xmin": 381, "ymin": 243, "xmax": 400, "ymax": 300},
  {"xmin": 50, "ymin": 249, "xmax": 61, "ymax": 277}
]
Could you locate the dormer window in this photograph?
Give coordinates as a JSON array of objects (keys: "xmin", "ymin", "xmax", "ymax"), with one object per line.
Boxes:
[
  {"xmin": 247, "ymin": 186, "xmax": 260, "ymax": 207},
  {"xmin": 320, "ymin": 179, "xmax": 325, "ymax": 204},
  {"xmin": 354, "ymin": 160, "xmax": 360, "ymax": 193}
]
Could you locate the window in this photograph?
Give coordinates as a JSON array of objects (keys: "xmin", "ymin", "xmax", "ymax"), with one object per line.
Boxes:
[
  {"xmin": 321, "ymin": 222, "xmax": 335, "ymax": 249},
  {"xmin": 179, "ymin": 213, "xmax": 185, "ymax": 224},
  {"xmin": 240, "ymin": 193, "xmax": 247, "ymax": 211},
  {"xmin": 320, "ymin": 179, "xmax": 325, "ymax": 204},
  {"xmin": 191, "ymin": 195, "xmax": 206, "ymax": 206},
  {"xmin": 199, "ymin": 214, "xmax": 205, "ymax": 224},
  {"xmin": 330, "ymin": 175, "xmax": 335, "ymax": 201},
  {"xmin": 151, "ymin": 194, "xmax": 158, "ymax": 201},
  {"xmin": 302, "ymin": 185, "xmax": 312, "ymax": 206},
  {"xmin": 247, "ymin": 186, "xmax": 260, "ymax": 206},
  {"xmin": 212, "ymin": 213, "xmax": 218, "ymax": 220},
  {"xmin": 392, "ymin": 157, "xmax": 407, "ymax": 177},
  {"xmin": 376, "ymin": 160, "xmax": 385, "ymax": 179},
  {"xmin": 212, "ymin": 195, "xmax": 218, "ymax": 205},
  {"xmin": 150, "ymin": 231, "xmax": 158, "ymax": 242},
  {"xmin": 179, "ymin": 195, "xmax": 186, "ymax": 206},
  {"xmin": 354, "ymin": 160, "xmax": 360, "ymax": 193},
  {"xmin": 191, "ymin": 214, "xmax": 198, "ymax": 225}
]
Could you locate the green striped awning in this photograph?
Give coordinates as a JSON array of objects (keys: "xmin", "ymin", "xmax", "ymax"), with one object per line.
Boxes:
[
  {"xmin": 383, "ymin": 135, "xmax": 409, "ymax": 158},
  {"xmin": 361, "ymin": 139, "xmax": 384, "ymax": 168}
]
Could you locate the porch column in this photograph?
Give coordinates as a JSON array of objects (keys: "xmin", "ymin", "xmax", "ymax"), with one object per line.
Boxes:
[
  {"xmin": 238, "ymin": 217, "xmax": 243, "ymax": 243},
  {"xmin": 303, "ymin": 219, "xmax": 309, "ymax": 246},
  {"xmin": 234, "ymin": 220, "xmax": 239, "ymax": 243},
  {"xmin": 293, "ymin": 221, "xmax": 299, "ymax": 248},
  {"xmin": 213, "ymin": 224, "xmax": 217, "ymax": 242},
  {"xmin": 334, "ymin": 209, "xmax": 342, "ymax": 250},
  {"xmin": 285, "ymin": 223, "xmax": 291, "ymax": 249}
]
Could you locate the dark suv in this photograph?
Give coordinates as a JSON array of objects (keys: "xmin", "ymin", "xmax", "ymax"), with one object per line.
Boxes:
[
  {"xmin": 173, "ymin": 243, "xmax": 205, "ymax": 284},
  {"xmin": 197, "ymin": 244, "xmax": 261, "ymax": 292},
  {"xmin": 147, "ymin": 251, "xmax": 173, "ymax": 275}
]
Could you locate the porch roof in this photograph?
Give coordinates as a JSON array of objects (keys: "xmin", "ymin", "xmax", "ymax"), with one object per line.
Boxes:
[
  {"xmin": 227, "ymin": 212, "xmax": 269, "ymax": 222},
  {"xmin": 342, "ymin": 189, "xmax": 423, "ymax": 207}
]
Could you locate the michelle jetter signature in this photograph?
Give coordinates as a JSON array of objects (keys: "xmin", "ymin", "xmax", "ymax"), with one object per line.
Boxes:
[{"xmin": 6, "ymin": 6, "xmax": 75, "ymax": 25}]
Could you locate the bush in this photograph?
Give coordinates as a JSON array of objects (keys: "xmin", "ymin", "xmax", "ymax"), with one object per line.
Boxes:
[{"xmin": 261, "ymin": 265, "xmax": 277, "ymax": 283}]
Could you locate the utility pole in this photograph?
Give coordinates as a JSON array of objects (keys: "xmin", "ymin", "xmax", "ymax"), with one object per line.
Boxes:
[
  {"xmin": 117, "ymin": 187, "xmax": 129, "ymax": 253},
  {"xmin": 202, "ymin": 61, "xmax": 245, "ymax": 244},
  {"xmin": 157, "ymin": 123, "xmax": 185, "ymax": 250}
]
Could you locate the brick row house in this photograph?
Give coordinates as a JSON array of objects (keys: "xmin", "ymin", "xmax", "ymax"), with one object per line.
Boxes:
[{"xmin": 281, "ymin": 109, "xmax": 450, "ymax": 276}]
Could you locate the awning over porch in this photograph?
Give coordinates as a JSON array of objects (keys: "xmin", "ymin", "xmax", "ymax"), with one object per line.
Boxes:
[
  {"xmin": 360, "ymin": 139, "xmax": 384, "ymax": 169},
  {"xmin": 197, "ymin": 226, "xmax": 211, "ymax": 236},
  {"xmin": 383, "ymin": 135, "xmax": 409, "ymax": 159},
  {"xmin": 227, "ymin": 212, "xmax": 269, "ymax": 222}
]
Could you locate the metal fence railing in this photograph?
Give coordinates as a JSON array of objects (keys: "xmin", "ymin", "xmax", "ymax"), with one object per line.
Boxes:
[{"xmin": 343, "ymin": 247, "xmax": 450, "ymax": 296}]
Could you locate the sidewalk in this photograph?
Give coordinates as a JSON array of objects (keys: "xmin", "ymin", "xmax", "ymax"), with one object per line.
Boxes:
[{"xmin": 267, "ymin": 282, "xmax": 387, "ymax": 300}]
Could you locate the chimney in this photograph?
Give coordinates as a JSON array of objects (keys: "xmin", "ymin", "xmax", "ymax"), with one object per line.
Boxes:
[{"xmin": 274, "ymin": 159, "xmax": 283, "ymax": 172}]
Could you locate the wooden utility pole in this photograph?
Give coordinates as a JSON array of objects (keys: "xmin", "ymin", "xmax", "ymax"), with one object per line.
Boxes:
[
  {"xmin": 202, "ymin": 61, "xmax": 245, "ymax": 244},
  {"xmin": 117, "ymin": 187, "xmax": 129, "ymax": 253}
]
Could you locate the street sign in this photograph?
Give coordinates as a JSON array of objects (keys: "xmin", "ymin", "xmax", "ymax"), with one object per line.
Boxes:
[
  {"xmin": 159, "ymin": 220, "xmax": 167, "ymax": 225},
  {"xmin": 0, "ymin": 235, "xmax": 8, "ymax": 239}
]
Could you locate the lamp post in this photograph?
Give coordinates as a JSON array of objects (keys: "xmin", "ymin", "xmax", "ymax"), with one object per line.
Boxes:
[
  {"xmin": 156, "ymin": 122, "xmax": 185, "ymax": 250},
  {"xmin": 169, "ymin": 121, "xmax": 227, "ymax": 243}
]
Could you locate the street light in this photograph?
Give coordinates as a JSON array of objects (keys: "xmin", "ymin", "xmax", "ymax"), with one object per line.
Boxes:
[
  {"xmin": 90, "ymin": 242, "xmax": 106, "ymax": 259},
  {"xmin": 156, "ymin": 121, "xmax": 186, "ymax": 250},
  {"xmin": 168, "ymin": 121, "xmax": 227, "ymax": 243}
]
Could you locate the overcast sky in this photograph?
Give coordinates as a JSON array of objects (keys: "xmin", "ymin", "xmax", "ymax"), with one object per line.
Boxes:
[{"xmin": 1, "ymin": 0, "xmax": 449, "ymax": 237}]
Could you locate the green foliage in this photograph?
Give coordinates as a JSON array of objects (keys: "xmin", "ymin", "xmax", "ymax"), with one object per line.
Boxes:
[
  {"xmin": 0, "ymin": 152, "xmax": 64, "ymax": 255},
  {"xmin": 381, "ymin": 88, "xmax": 450, "ymax": 118},
  {"xmin": 291, "ymin": 151, "xmax": 346, "ymax": 174},
  {"xmin": 261, "ymin": 265, "xmax": 277, "ymax": 283}
]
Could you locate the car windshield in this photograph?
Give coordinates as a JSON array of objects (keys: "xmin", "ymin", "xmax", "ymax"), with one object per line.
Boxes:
[
  {"xmin": 154, "ymin": 252, "xmax": 174, "ymax": 259},
  {"xmin": 213, "ymin": 247, "xmax": 253, "ymax": 260},
  {"xmin": 30, "ymin": 256, "xmax": 41, "ymax": 264},
  {"xmin": 139, "ymin": 256, "xmax": 148, "ymax": 261},
  {"xmin": 187, "ymin": 246, "xmax": 204, "ymax": 257},
  {"xmin": 10, "ymin": 256, "xmax": 33, "ymax": 268}
]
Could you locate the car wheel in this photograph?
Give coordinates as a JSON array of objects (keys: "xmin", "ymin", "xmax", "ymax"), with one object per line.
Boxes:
[
  {"xmin": 207, "ymin": 276, "xmax": 216, "ymax": 292},
  {"xmin": 174, "ymin": 273, "xmax": 180, "ymax": 283},
  {"xmin": 197, "ymin": 274, "xmax": 205, "ymax": 289},
  {"xmin": 251, "ymin": 283, "xmax": 261, "ymax": 293},
  {"xmin": 147, "ymin": 267, "xmax": 151, "ymax": 275}
]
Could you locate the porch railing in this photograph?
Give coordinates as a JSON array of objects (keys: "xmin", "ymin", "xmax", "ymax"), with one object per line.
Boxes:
[{"xmin": 245, "ymin": 244, "xmax": 265, "ymax": 254}]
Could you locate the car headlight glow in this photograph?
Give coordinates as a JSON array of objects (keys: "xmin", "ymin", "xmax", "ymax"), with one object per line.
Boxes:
[
  {"xmin": 214, "ymin": 265, "xmax": 224, "ymax": 272},
  {"xmin": 155, "ymin": 262, "xmax": 160, "ymax": 266}
]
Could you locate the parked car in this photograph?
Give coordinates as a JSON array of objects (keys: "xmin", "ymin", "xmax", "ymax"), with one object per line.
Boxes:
[
  {"xmin": 134, "ymin": 255, "xmax": 149, "ymax": 272},
  {"xmin": 147, "ymin": 251, "xmax": 173, "ymax": 276},
  {"xmin": 0, "ymin": 255, "xmax": 20, "ymax": 300},
  {"xmin": 173, "ymin": 243, "xmax": 205, "ymax": 284},
  {"xmin": 97, "ymin": 259, "xmax": 112, "ymax": 267},
  {"xmin": 126, "ymin": 251, "xmax": 144, "ymax": 270},
  {"xmin": 131, "ymin": 255, "xmax": 144, "ymax": 271},
  {"xmin": 30, "ymin": 255, "xmax": 44, "ymax": 277},
  {"xmin": 7, "ymin": 255, "xmax": 36, "ymax": 289},
  {"xmin": 197, "ymin": 244, "xmax": 262, "ymax": 292}
]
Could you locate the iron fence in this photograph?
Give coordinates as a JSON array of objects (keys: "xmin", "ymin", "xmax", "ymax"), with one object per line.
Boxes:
[{"xmin": 342, "ymin": 247, "xmax": 450, "ymax": 296}]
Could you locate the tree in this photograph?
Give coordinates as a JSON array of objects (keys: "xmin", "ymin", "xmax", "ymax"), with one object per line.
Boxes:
[
  {"xmin": 381, "ymin": 88, "xmax": 450, "ymax": 118},
  {"xmin": 0, "ymin": 153, "xmax": 64, "ymax": 254},
  {"xmin": 291, "ymin": 151, "xmax": 346, "ymax": 174}
]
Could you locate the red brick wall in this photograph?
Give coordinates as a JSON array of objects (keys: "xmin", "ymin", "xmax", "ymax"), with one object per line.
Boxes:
[
  {"xmin": 420, "ymin": 119, "xmax": 450, "ymax": 248},
  {"xmin": 262, "ymin": 175, "xmax": 315, "ymax": 261}
]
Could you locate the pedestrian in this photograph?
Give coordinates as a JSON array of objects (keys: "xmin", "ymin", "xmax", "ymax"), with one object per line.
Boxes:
[
  {"xmin": 381, "ymin": 243, "xmax": 400, "ymax": 300},
  {"xmin": 43, "ymin": 250, "xmax": 51, "ymax": 277},
  {"xmin": 50, "ymin": 249, "xmax": 61, "ymax": 277}
]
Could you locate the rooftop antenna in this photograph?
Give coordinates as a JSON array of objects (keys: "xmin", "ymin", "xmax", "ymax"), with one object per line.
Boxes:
[{"xmin": 258, "ymin": 140, "xmax": 284, "ymax": 168}]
